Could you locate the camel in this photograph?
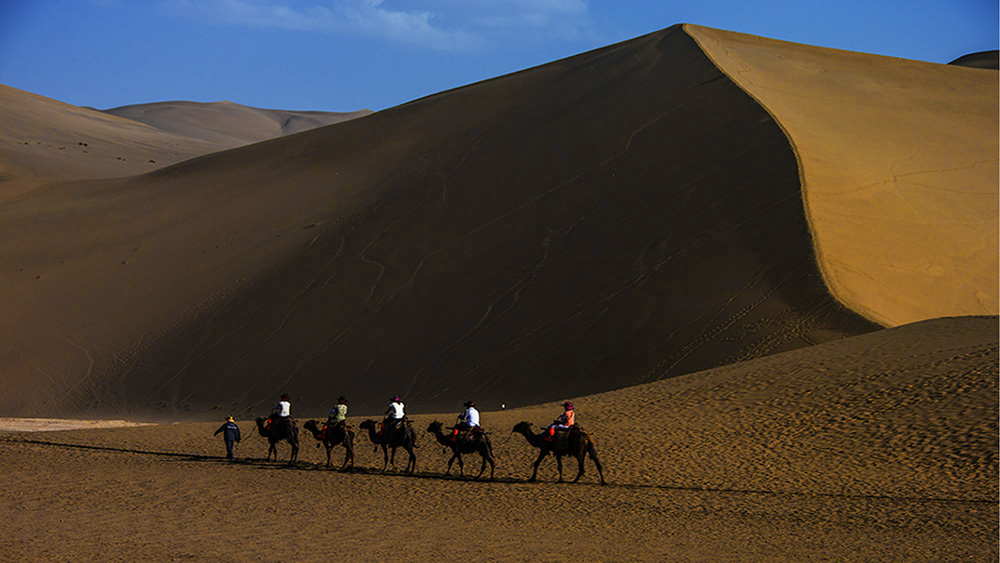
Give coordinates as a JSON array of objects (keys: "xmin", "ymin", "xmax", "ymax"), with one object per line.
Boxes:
[
  {"xmin": 511, "ymin": 421, "xmax": 605, "ymax": 484},
  {"xmin": 254, "ymin": 416, "xmax": 300, "ymax": 463},
  {"xmin": 302, "ymin": 419, "xmax": 355, "ymax": 469},
  {"xmin": 358, "ymin": 419, "xmax": 417, "ymax": 473},
  {"xmin": 426, "ymin": 421, "xmax": 496, "ymax": 480}
]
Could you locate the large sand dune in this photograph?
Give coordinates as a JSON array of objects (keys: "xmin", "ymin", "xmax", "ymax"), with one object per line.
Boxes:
[
  {"xmin": 1, "ymin": 316, "xmax": 994, "ymax": 561},
  {"xmin": 688, "ymin": 25, "xmax": 999, "ymax": 327},
  {"xmin": 0, "ymin": 25, "xmax": 881, "ymax": 417}
]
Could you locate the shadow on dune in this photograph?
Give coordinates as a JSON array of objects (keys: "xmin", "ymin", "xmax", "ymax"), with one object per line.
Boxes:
[{"xmin": 104, "ymin": 25, "xmax": 876, "ymax": 417}]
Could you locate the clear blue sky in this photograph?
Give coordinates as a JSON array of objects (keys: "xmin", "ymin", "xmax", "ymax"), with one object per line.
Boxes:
[{"xmin": 1, "ymin": 1, "xmax": 996, "ymax": 112}]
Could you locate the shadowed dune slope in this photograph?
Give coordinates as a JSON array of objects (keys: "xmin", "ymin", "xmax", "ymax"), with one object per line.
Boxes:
[
  {"xmin": 0, "ymin": 25, "xmax": 881, "ymax": 417},
  {"xmin": 103, "ymin": 100, "xmax": 372, "ymax": 146},
  {"xmin": 688, "ymin": 25, "xmax": 999, "ymax": 327},
  {"xmin": 949, "ymin": 50, "xmax": 999, "ymax": 70}
]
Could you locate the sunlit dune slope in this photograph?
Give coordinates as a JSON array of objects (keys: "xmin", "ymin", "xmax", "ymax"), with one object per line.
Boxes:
[
  {"xmin": 0, "ymin": 84, "xmax": 223, "ymax": 181},
  {"xmin": 103, "ymin": 100, "xmax": 372, "ymax": 146},
  {"xmin": 688, "ymin": 25, "xmax": 999, "ymax": 327},
  {"xmin": 0, "ymin": 25, "xmax": 881, "ymax": 417}
]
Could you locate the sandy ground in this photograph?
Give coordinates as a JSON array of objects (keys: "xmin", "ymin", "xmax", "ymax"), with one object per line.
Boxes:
[
  {"xmin": 689, "ymin": 25, "xmax": 999, "ymax": 327},
  {"xmin": 1, "ymin": 316, "xmax": 995, "ymax": 561}
]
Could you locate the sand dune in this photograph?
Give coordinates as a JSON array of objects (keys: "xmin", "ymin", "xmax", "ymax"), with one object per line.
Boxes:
[
  {"xmin": 0, "ymin": 84, "xmax": 223, "ymax": 181},
  {"xmin": 0, "ymin": 25, "xmax": 881, "ymax": 417},
  {"xmin": 103, "ymin": 100, "xmax": 371, "ymax": 146},
  {"xmin": 949, "ymin": 50, "xmax": 999, "ymax": 69},
  {"xmin": 0, "ymin": 315, "xmax": 993, "ymax": 561},
  {"xmin": 688, "ymin": 25, "xmax": 999, "ymax": 327}
]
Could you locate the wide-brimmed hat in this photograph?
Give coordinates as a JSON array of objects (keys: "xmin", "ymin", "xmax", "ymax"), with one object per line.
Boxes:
[
  {"xmin": 226, "ymin": 416, "xmax": 235, "ymax": 422},
  {"xmin": 280, "ymin": 393, "xmax": 290, "ymax": 400},
  {"xmin": 338, "ymin": 396, "xmax": 347, "ymax": 404},
  {"xmin": 562, "ymin": 401, "xmax": 574, "ymax": 410},
  {"xmin": 463, "ymin": 400, "xmax": 475, "ymax": 408},
  {"xmin": 391, "ymin": 395, "xmax": 401, "ymax": 402}
]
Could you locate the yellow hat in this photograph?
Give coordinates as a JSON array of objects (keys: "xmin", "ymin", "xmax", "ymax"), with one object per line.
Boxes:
[{"xmin": 226, "ymin": 416, "xmax": 235, "ymax": 422}]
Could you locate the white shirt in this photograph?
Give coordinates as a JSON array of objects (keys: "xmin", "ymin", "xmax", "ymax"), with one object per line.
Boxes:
[
  {"xmin": 462, "ymin": 407, "xmax": 480, "ymax": 427},
  {"xmin": 273, "ymin": 400, "xmax": 291, "ymax": 417},
  {"xmin": 387, "ymin": 401, "xmax": 405, "ymax": 419}
]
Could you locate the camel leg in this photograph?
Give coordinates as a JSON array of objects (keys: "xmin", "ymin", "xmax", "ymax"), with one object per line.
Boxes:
[
  {"xmin": 267, "ymin": 442, "xmax": 277, "ymax": 461},
  {"xmin": 476, "ymin": 453, "xmax": 488, "ymax": 479},
  {"xmin": 341, "ymin": 442, "xmax": 354, "ymax": 469},
  {"xmin": 405, "ymin": 445, "xmax": 417, "ymax": 474},
  {"xmin": 446, "ymin": 453, "xmax": 457, "ymax": 475},
  {"xmin": 530, "ymin": 450, "xmax": 547, "ymax": 482},
  {"xmin": 573, "ymin": 452, "xmax": 586, "ymax": 483},
  {"xmin": 381, "ymin": 445, "xmax": 389, "ymax": 472},
  {"xmin": 456, "ymin": 454, "xmax": 464, "ymax": 476},
  {"xmin": 588, "ymin": 442, "xmax": 606, "ymax": 485},
  {"xmin": 556, "ymin": 454, "xmax": 564, "ymax": 482},
  {"xmin": 289, "ymin": 441, "xmax": 299, "ymax": 464}
]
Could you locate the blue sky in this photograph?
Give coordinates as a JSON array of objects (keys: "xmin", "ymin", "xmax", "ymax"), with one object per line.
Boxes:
[{"xmin": 1, "ymin": 1, "xmax": 996, "ymax": 112}]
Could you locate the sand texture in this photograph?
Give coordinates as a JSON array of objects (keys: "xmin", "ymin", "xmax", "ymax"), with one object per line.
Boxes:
[
  {"xmin": 0, "ymin": 25, "xmax": 880, "ymax": 417},
  {"xmin": 0, "ymin": 316, "xmax": 995, "ymax": 561},
  {"xmin": 688, "ymin": 25, "xmax": 999, "ymax": 327}
]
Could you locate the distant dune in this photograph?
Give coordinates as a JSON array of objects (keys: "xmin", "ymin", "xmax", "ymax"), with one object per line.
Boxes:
[
  {"xmin": 949, "ymin": 50, "xmax": 1000, "ymax": 70},
  {"xmin": 0, "ymin": 24, "xmax": 995, "ymax": 419},
  {"xmin": 103, "ymin": 100, "xmax": 372, "ymax": 146},
  {"xmin": 0, "ymin": 84, "xmax": 370, "ymax": 186},
  {"xmin": 0, "ymin": 84, "xmax": 222, "ymax": 182},
  {"xmin": 689, "ymin": 26, "xmax": 999, "ymax": 327}
]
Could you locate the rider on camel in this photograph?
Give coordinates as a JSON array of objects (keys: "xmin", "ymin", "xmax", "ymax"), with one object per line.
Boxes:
[
  {"xmin": 381, "ymin": 395, "xmax": 405, "ymax": 435},
  {"xmin": 328, "ymin": 396, "xmax": 348, "ymax": 425},
  {"xmin": 546, "ymin": 401, "xmax": 575, "ymax": 441},
  {"xmin": 451, "ymin": 400, "xmax": 481, "ymax": 441},
  {"xmin": 321, "ymin": 396, "xmax": 348, "ymax": 439},
  {"xmin": 269, "ymin": 393, "xmax": 293, "ymax": 431}
]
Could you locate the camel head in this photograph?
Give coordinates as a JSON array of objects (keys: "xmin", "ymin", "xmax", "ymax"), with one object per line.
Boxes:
[
  {"xmin": 512, "ymin": 421, "xmax": 534, "ymax": 435},
  {"xmin": 358, "ymin": 420, "xmax": 376, "ymax": 430},
  {"xmin": 427, "ymin": 421, "xmax": 444, "ymax": 433}
]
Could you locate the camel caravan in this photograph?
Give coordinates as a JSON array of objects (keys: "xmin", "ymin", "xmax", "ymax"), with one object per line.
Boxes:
[{"xmin": 217, "ymin": 395, "xmax": 606, "ymax": 484}]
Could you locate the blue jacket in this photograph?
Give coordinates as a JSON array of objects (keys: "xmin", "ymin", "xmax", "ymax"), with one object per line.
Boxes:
[{"xmin": 214, "ymin": 421, "xmax": 241, "ymax": 443}]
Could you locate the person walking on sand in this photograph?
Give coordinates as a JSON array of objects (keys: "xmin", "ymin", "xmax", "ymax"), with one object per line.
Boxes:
[{"xmin": 214, "ymin": 416, "xmax": 242, "ymax": 461}]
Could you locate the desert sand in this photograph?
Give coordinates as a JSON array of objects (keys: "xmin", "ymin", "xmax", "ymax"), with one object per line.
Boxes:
[
  {"xmin": 0, "ymin": 316, "xmax": 994, "ymax": 561},
  {"xmin": 689, "ymin": 25, "xmax": 999, "ymax": 327},
  {"xmin": 0, "ymin": 22, "xmax": 996, "ymax": 561}
]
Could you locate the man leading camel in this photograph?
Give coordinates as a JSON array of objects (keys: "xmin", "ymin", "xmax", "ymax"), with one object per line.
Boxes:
[{"xmin": 213, "ymin": 416, "xmax": 242, "ymax": 461}]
